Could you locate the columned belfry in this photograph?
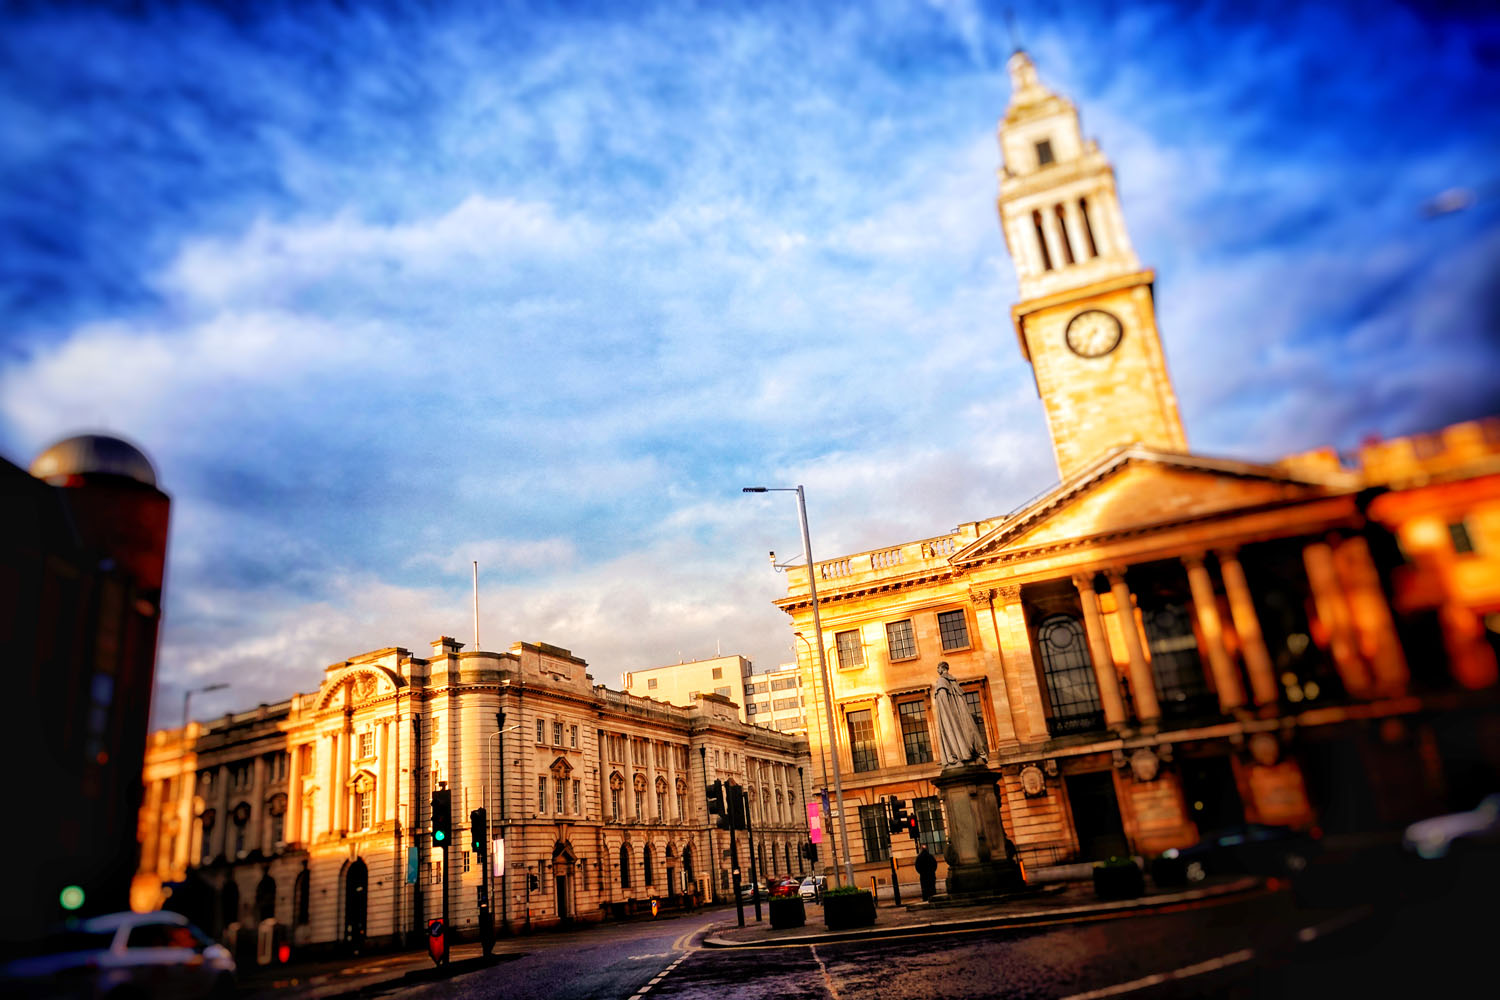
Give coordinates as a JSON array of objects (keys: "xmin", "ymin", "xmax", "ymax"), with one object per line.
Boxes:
[{"xmin": 997, "ymin": 51, "xmax": 1187, "ymax": 481}]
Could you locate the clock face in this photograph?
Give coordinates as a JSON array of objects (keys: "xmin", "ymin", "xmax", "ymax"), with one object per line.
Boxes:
[{"xmin": 1065, "ymin": 309, "xmax": 1123, "ymax": 358}]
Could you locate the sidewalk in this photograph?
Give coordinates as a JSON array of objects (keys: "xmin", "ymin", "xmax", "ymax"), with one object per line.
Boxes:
[{"xmin": 703, "ymin": 876, "xmax": 1264, "ymax": 948}]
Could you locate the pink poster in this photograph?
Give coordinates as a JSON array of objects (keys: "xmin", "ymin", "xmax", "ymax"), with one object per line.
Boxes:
[{"xmin": 806, "ymin": 800, "xmax": 823, "ymax": 843}]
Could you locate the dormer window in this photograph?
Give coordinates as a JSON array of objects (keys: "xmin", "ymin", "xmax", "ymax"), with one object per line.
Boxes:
[{"xmin": 1036, "ymin": 139, "xmax": 1055, "ymax": 167}]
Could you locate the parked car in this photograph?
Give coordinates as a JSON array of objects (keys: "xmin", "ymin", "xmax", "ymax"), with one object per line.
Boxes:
[
  {"xmin": 736, "ymin": 880, "xmax": 767, "ymax": 902},
  {"xmin": 769, "ymin": 877, "xmax": 801, "ymax": 898},
  {"xmin": 1154, "ymin": 823, "xmax": 1321, "ymax": 886},
  {"xmin": 0, "ymin": 910, "xmax": 236, "ymax": 1000},
  {"xmin": 798, "ymin": 875, "xmax": 827, "ymax": 902}
]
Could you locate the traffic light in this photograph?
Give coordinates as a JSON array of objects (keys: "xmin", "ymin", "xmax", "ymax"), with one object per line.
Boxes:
[
  {"xmin": 728, "ymin": 786, "xmax": 748, "ymax": 830},
  {"xmin": 887, "ymin": 796, "xmax": 910, "ymax": 835},
  {"xmin": 470, "ymin": 807, "xmax": 488, "ymax": 856},
  {"xmin": 906, "ymin": 813, "xmax": 920, "ymax": 840},
  {"xmin": 706, "ymin": 780, "xmax": 729, "ymax": 829},
  {"xmin": 802, "ymin": 841, "xmax": 818, "ymax": 862},
  {"xmin": 527, "ymin": 873, "xmax": 539, "ymax": 891},
  {"xmin": 431, "ymin": 788, "xmax": 452, "ymax": 847}
]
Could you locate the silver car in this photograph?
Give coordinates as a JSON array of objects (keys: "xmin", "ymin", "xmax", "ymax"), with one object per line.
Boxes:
[
  {"xmin": 0, "ymin": 910, "xmax": 236, "ymax": 1000},
  {"xmin": 798, "ymin": 875, "xmax": 826, "ymax": 901}
]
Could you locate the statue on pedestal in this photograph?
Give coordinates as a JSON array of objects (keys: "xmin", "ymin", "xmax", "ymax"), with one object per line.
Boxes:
[{"xmin": 933, "ymin": 661, "xmax": 988, "ymax": 767}]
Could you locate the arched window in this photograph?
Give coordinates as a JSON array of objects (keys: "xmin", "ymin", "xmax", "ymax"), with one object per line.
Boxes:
[
  {"xmin": 293, "ymin": 868, "xmax": 310, "ymax": 925},
  {"xmin": 633, "ymin": 773, "xmax": 647, "ymax": 819},
  {"xmin": 675, "ymin": 777, "xmax": 687, "ymax": 820},
  {"xmin": 609, "ymin": 772, "xmax": 624, "ymax": 820},
  {"xmin": 655, "ymin": 776, "xmax": 668, "ymax": 821},
  {"xmin": 255, "ymin": 875, "xmax": 276, "ymax": 922},
  {"xmin": 619, "ymin": 844, "xmax": 632, "ymax": 889},
  {"xmin": 1036, "ymin": 614, "xmax": 1103, "ymax": 734},
  {"xmin": 644, "ymin": 845, "xmax": 655, "ymax": 886}
]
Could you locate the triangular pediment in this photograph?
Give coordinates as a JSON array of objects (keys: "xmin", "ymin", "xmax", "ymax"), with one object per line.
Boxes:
[{"xmin": 954, "ymin": 447, "xmax": 1353, "ymax": 564}]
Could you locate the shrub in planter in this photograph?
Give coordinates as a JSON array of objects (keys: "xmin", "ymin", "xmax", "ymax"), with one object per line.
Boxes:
[
  {"xmin": 821, "ymin": 886, "xmax": 877, "ymax": 930},
  {"xmin": 1149, "ymin": 850, "xmax": 1188, "ymax": 889},
  {"xmin": 1093, "ymin": 857, "xmax": 1145, "ymax": 900},
  {"xmin": 769, "ymin": 896, "xmax": 806, "ymax": 929}
]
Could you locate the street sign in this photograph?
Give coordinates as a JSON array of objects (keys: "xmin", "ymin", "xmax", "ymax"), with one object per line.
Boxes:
[{"xmin": 407, "ymin": 847, "xmax": 419, "ymax": 884}]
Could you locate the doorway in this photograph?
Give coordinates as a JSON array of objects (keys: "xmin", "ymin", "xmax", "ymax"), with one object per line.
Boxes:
[
  {"xmin": 1065, "ymin": 771, "xmax": 1129, "ymax": 860},
  {"xmin": 1180, "ymin": 755, "xmax": 1245, "ymax": 834},
  {"xmin": 343, "ymin": 859, "xmax": 367, "ymax": 951}
]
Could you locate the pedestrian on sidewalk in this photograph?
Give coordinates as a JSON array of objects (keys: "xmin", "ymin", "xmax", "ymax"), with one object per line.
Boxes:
[{"xmin": 915, "ymin": 845, "xmax": 938, "ymax": 901}]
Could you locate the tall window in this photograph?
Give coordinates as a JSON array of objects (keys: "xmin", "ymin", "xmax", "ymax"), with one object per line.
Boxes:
[
  {"xmin": 845, "ymin": 709, "xmax": 879, "ymax": 773},
  {"xmin": 962, "ymin": 689, "xmax": 989, "ymax": 752},
  {"xmin": 938, "ymin": 610, "xmax": 970, "ymax": 651},
  {"xmin": 620, "ymin": 845, "xmax": 632, "ymax": 888},
  {"xmin": 355, "ymin": 790, "xmax": 371, "ymax": 830},
  {"xmin": 656, "ymin": 780, "xmax": 667, "ymax": 820},
  {"xmin": 537, "ymin": 777, "xmax": 547, "ymax": 813},
  {"xmin": 572, "ymin": 779, "xmax": 581, "ymax": 814},
  {"xmin": 914, "ymin": 796, "xmax": 946, "ymax": 853},
  {"xmin": 897, "ymin": 700, "xmax": 933, "ymax": 765},
  {"xmin": 570, "ymin": 725, "xmax": 579, "ymax": 748},
  {"xmin": 1033, "ymin": 210, "xmax": 1054, "ymax": 270},
  {"xmin": 1035, "ymin": 138, "xmax": 1054, "ymax": 166},
  {"xmin": 886, "ymin": 620, "xmax": 917, "ymax": 660},
  {"xmin": 293, "ymin": 869, "xmax": 310, "ymax": 925},
  {"xmin": 1142, "ymin": 601, "xmax": 1213, "ymax": 718},
  {"xmin": 1036, "ymin": 614, "xmax": 1103, "ymax": 734},
  {"xmin": 635, "ymin": 788, "xmax": 646, "ymax": 817},
  {"xmin": 611, "ymin": 786, "xmax": 622, "ymax": 819},
  {"xmin": 536, "ymin": 719, "xmax": 546, "ymax": 743},
  {"xmin": 644, "ymin": 845, "xmax": 655, "ymax": 885},
  {"xmin": 553, "ymin": 722, "xmax": 564, "ymax": 746},
  {"xmin": 555, "ymin": 779, "xmax": 565, "ymax": 815},
  {"xmin": 1078, "ymin": 198, "xmax": 1099, "ymax": 257},
  {"xmin": 859, "ymin": 803, "xmax": 891, "ymax": 863},
  {"xmin": 1055, "ymin": 204, "xmax": 1076, "ymax": 264},
  {"xmin": 357, "ymin": 732, "xmax": 373, "ymax": 759},
  {"xmin": 836, "ymin": 630, "xmax": 864, "ymax": 669}
]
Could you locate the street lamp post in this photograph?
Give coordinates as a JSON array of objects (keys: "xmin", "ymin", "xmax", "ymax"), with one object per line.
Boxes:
[
  {"xmin": 487, "ymin": 718, "xmax": 521, "ymax": 935},
  {"xmin": 742, "ymin": 485, "xmax": 855, "ymax": 887}
]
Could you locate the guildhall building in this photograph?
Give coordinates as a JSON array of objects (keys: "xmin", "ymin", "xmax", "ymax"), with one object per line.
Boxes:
[{"xmin": 776, "ymin": 52, "xmax": 1500, "ymax": 886}]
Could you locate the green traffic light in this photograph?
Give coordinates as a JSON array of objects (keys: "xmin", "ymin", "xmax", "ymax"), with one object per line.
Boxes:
[
  {"xmin": 60, "ymin": 885, "xmax": 85, "ymax": 911},
  {"xmin": 434, "ymin": 830, "xmax": 445, "ymax": 842}
]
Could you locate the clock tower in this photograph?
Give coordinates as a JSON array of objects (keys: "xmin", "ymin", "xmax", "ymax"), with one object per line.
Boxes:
[{"xmin": 997, "ymin": 51, "xmax": 1187, "ymax": 481}]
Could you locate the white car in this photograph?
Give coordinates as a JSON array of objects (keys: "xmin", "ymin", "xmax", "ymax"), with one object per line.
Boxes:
[
  {"xmin": 0, "ymin": 910, "xmax": 236, "ymax": 1000},
  {"xmin": 798, "ymin": 876, "xmax": 826, "ymax": 901}
]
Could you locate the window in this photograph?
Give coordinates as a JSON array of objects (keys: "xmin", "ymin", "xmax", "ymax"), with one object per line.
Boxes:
[
  {"xmin": 429, "ymin": 861, "xmax": 441, "ymax": 885},
  {"xmin": 886, "ymin": 619, "xmax": 917, "ymax": 660},
  {"xmin": 771, "ymin": 677, "xmax": 798, "ymax": 691},
  {"xmin": 746, "ymin": 703, "xmax": 758, "ymax": 715},
  {"xmin": 358, "ymin": 732, "xmax": 373, "ymax": 759},
  {"xmin": 1032, "ymin": 210, "xmax": 1053, "ymax": 271},
  {"xmin": 836, "ymin": 630, "xmax": 864, "ymax": 669},
  {"xmin": 293, "ymin": 869, "xmax": 310, "ymax": 925},
  {"xmin": 656, "ymin": 787, "xmax": 667, "ymax": 819},
  {"xmin": 846, "ymin": 709, "xmax": 879, "ymax": 773},
  {"xmin": 536, "ymin": 719, "xmax": 546, "ymax": 743},
  {"xmin": 553, "ymin": 722, "xmax": 563, "ymax": 746},
  {"xmin": 1036, "ymin": 138, "xmax": 1054, "ymax": 166},
  {"xmin": 611, "ymin": 786, "xmax": 622, "ymax": 819},
  {"xmin": 270, "ymin": 810, "xmax": 284, "ymax": 846},
  {"xmin": 962, "ymin": 689, "xmax": 989, "ymax": 752},
  {"xmin": 644, "ymin": 845, "xmax": 655, "ymax": 885},
  {"xmin": 938, "ymin": 610, "xmax": 970, "ymax": 651},
  {"xmin": 570, "ymin": 725, "xmax": 579, "ymax": 748},
  {"xmin": 556, "ymin": 779, "xmax": 565, "ymax": 814},
  {"xmin": 859, "ymin": 803, "xmax": 891, "ymax": 862},
  {"xmin": 1078, "ymin": 198, "xmax": 1099, "ymax": 257},
  {"xmin": 620, "ymin": 845, "xmax": 632, "ymax": 888},
  {"xmin": 715, "ymin": 686, "xmax": 731, "ymax": 697},
  {"xmin": 1450, "ymin": 521, "xmax": 1475, "ymax": 554},
  {"xmin": 712, "ymin": 667, "xmax": 723, "ymax": 679},
  {"xmin": 677, "ymin": 789, "xmax": 687, "ymax": 820},
  {"xmin": 355, "ymin": 789, "xmax": 371, "ymax": 830},
  {"xmin": 744, "ymin": 682, "xmax": 759, "ymax": 695},
  {"xmin": 1036, "ymin": 614, "xmax": 1104, "ymax": 734},
  {"xmin": 538, "ymin": 776, "xmax": 547, "ymax": 813},
  {"xmin": 634, "ymin": 789, "xmax": 645, "ymax": 817},
  {"xmin": 462, "ymin": 851, "xmax": 471, "ymax": 873},
  {"xmin": 266, "ymin": 751, "xmax": 288, "ymax": 782},
  {"xmin": 773, "ymin": 698, "xmax": 797, "ymax": 711},
  {"xmin": 647, "ymin": 678, "xmax": 658, "ymax": 689},
  {"xmin": 897, "ymin": 700, "xmax": 933, "ymax": 765},
  {"xmin": 1143, "ymin": 601, "xmax": 1214, "ymax": 718},
  {"xmin": 915, "ymin": 796, "xmax": 946, "ymax": 853},
  {"xmin": 572, "ymin": 779, "xmax": 581, "ymax": 814}
]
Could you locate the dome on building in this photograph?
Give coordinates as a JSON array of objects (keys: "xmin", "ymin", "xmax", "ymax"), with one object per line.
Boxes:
[{"xmin": 29, "ymin": 433, "xmax": 159, "ymax": 487}]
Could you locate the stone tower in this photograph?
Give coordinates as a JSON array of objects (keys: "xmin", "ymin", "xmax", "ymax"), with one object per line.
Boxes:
[{"xmin": 997, "ymin": 51, "xmax": 1187, "ymax": 481}]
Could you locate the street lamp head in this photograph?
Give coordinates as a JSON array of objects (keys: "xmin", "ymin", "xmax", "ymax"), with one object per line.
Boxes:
[{"xmin": 742, "ymin": 487, "xmax": 767, "ymax": 493}]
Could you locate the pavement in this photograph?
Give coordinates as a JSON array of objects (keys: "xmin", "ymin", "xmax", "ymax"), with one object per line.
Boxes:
[{"xmin": 702, "ymin": 875, "xmax": 1265, "ymax": 948}]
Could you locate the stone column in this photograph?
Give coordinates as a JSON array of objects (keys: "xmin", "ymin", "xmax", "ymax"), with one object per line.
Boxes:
[
  {"xmin": 212, "ymin": 764, "xmax": 230, "ymax": 857},
  {"xmin": 1074, "ymin": 574, "xmax": 1127, "ymax": 728},
  {"xmin": 176, "ymin": 764, "xmax": 194, "ymax": 876},
  {"xmin": 286, "ymin": 743, "xmax": 303, "ymax": 845},
  {"xmin": 377, "ymin": 722, "xmax": 389, "ymax": 825},
  {"xmin": 1183, "ymin": 554, "xmax": 1247, "ymax": 713},
  {"xmin": 996, "ymin": 585, "xmax": 1049, "ymax": 742},
  {"xmin": 250, "ymin": 754, "xmax": 267, "ymax": 854},
  {"xmin": 1105, "ymin": 570, "xmax": 1160, "ymax": 723},
  {"xmin": 971, "ymin": 588, "xmax": 1021, "ymax": 748},
  {"xmin": 1302, "ymin": 540, "xmax": 1372, "ymax": 697},
  {"xmin": 1333, "ymin": 536, "xmax": 1410, "ymax": 697},
  {"xmin": 1217, "ymin": 549, "xmax": 1279, "ymax": 706}
]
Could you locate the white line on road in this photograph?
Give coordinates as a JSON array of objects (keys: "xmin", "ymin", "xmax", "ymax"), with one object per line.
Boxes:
[
  {"xmin": 1057, "ymin": 948, "xmax": 1257, "ymax": 1000},
  {"xmin": 1296, "ymin": 906, "xmax": 1373, "ymax": 943},
  {"xmin": 810, "ymin": 944, "xmax": 843, "ymax": 1000}
]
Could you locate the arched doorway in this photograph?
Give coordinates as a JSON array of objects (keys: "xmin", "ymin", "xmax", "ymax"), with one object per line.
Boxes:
[
  {"xmin": 255, "ymin": 874, "xmax": 276, "ymax": 923},
  {"xmin": 682, "ymin": 844, "xmax": 694, "ymax": 894},
  {"xmin": 552, "ymin": 841, "xmax": 576, "ymax": 923},
  {"xmin": 344, "ymin": 858, "xmax": 367, "ymax": 952}
]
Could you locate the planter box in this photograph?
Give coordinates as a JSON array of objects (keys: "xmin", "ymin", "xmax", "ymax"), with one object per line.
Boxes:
[
  {"xmin": 1093, "ymin": 860, "xmax": 1145, "ymax": 900},
  {"xmin": 823, "ymin": 891, "xmax": 876, "ymax": 930},
  {"xmin": 769, "ymin": 897, "xmax": 806, "ymax": 929},
  {"xmin": 1149, "ymin": 853, "xmax": 1187, "ymax": 889}
]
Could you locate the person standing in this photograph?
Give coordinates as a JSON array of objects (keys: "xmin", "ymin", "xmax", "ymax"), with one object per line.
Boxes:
[{"xmin": 915, "ymin": 845, "xmax": 938, "ymax": 901}]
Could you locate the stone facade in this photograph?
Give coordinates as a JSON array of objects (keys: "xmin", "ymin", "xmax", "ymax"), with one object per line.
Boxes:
[
  {"xmin": 136, "ymin": 639, "xmax": 810, "ymax": 953},
  {"xmin": 777, "ymin": 52, "xmax": 1500, "ymax": 891}
]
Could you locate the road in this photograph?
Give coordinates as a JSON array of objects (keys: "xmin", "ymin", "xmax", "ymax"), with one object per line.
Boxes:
[{"xmin": 361, "ymin": 882, "xmax": 1488, "ymax": 1000}]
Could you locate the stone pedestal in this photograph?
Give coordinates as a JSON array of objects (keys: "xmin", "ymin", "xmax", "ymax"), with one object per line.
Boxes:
[{"xmin": 934, "ymin": 763, "xmax": 1026, "ymax": 898}]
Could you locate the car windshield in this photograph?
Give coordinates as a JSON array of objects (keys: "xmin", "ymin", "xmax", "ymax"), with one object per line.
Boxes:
[{"xmin": 36, "ymin": 930, "xmax": 115, "ymax": 955}]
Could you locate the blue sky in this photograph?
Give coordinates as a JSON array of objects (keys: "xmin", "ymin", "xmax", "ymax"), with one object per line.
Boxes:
[{"xmin": 3, "ymin": 1, "xmax": 1497, "ymax": 726}]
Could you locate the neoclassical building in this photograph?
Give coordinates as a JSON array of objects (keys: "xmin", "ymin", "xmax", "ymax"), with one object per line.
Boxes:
[
  {"xmin": 776, "ymin": 52, "xmax": 1500, "ymax": 886},
  {"xmin": 136, "ymin": 638, "xmax": 810, "ymax": 952}
]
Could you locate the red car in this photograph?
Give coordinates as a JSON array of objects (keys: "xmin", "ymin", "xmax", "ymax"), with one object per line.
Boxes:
[{"xmin": 769, "ymin": 877, "xmax": 801, "ymax": 898}]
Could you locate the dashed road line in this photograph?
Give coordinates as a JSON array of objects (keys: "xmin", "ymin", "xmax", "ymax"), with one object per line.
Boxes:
[{"xmin": 627, "ymin": 917, "xmax": 717, "ymax": 999}]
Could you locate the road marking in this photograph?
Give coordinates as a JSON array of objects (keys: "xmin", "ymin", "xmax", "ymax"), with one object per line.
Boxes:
[
  {"xmin": 1057, "ymin": 948, "xmax": 1257, "ymax": 1000},
  {"xmin": 628, "ymin": 952, "xmax": 672, "ymax": 960},
  {"xmin": 810, "ymin": 944, "xmax": 843, "ymax": 1000},
  {"xmin": 1297, "ymin": 906, "xmax": 1372, "ymax": 942},
  {"xmin": 627, "ymin": 947, "xmax": 695, "ymax": 998}
]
